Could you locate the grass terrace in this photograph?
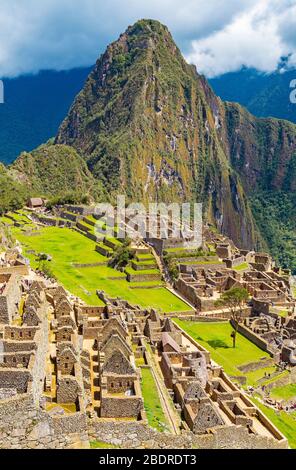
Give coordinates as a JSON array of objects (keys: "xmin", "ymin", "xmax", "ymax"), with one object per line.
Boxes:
[
  {"xmin": 135, "ymin": 253, "xmax": 155, "ymax": 261},
  {"xmin": 125, "ymin": 266, "xmax": 161, "ymax": 277},
  {"xmin": 141, "ymin": 367, "xmax": 169, "ymax": 432},
  {"xmin": 0, "ymin": 216, "xmax": 14, "ymax": 225},
  {"xmin": 12, "ymin": 225, "xmax": 192, "ymax": 312},
  {"xmin": 270, "ymin": 384, "xmax": 296, "ymax": 401},
  {"xmin": 174, "ymin": 320, "xmax": 276, "ymax": 382},
  {"xmin": 234, "ymin": 262, "xmax": 249, "ymax": 271}
]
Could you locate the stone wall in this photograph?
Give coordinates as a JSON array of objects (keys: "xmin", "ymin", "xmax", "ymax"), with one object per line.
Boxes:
[
  {"xmin": 0, "ymin": 393, "xmax": 88, "ymax": 449},
  {"xmin": 0, "ymin": 266, "xmax": 29, "ymax": 276},
  {"xmin": 88, "ymin": 419, "xmax": 288, "ymax": 449},
  {"xmin": 127, "ymin": 273, "xmax": 161, "ymax": 283},
  {"xmin": 100, "ymin": 396, "xmax": 143, "ymax": 419},
  {"xmin": 0, "ymin": 274, "xmax": 21, "ymax": 324},
  {"xmin": 231, "ymin": 321, "xmax": 275, "ymax": 356},
  {"xmin": 0, "ymin": 394, "xmax": 288, "ymax": 449}
]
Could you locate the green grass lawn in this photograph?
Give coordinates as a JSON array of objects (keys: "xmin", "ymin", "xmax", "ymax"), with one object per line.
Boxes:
[
  {"xmin": 13, "ymin": 226, "xmax": 108, "ymax": 305},
  {"xmin": 13, "ymin": 226, "xmax": 192, "ymax": 312},
  {"xmin": 174, "ymin": 320, "xmax": 274, "ymax": 380},
  {"xmin": 251, "ymin": 398, "xmax": 296, "ymax": 449},
  {"xmin": 234, "ymin": 262, "xmax": 249, "ymax": 271},
  {"xmin": 244, "ymin": 366, "xmax": 279, "ymax": 386},
  {"xmin": 90, "ymin": 441, "xmax": 119, "ymax": 449},
  {"xmin": 141, "ymin": 367, "xmax": 169, "ymax": 432},
  {"xmin": 270, "ymin": 384, "xmax": 296, "ymax": 401},
  {"xmin": 125, "ymin": 266, "xmax": 161, "ymax": 276}
]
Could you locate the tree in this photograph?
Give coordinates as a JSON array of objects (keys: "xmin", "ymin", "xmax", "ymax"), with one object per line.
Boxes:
[
  {"xmin": 108, "ymin": 239, "xmax": 134, "ymax": 270},
  {"xmin": 38, "ymin": 260, "xmax": 56, "ymax": 280},
  {"xmin": 215, "ymin": 287, "xmax": 249, "ymax": 348}
]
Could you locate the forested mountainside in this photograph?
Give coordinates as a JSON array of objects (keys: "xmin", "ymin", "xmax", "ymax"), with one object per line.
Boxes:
[{"xmin": 210, "ymin": 67, "xmax": 296, "ymax": 124}]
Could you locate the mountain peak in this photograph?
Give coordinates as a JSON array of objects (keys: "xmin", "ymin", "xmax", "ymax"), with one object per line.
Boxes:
[{"xmin": 127, "ymin": 18, "xmax": 169, "ymax": 35}]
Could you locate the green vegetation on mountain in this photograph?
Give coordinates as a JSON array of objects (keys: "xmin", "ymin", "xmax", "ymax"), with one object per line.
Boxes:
[
  {"xmin": 11, "ymin": 142, "xmax": 106, "ymax": 200},
  {"xmin": 0, "ymin": 163, "xmax": 28, "ymax": 215},
  {"xmin": 250, "ymin": 191, "xmax": 296, "ymax": 273}
]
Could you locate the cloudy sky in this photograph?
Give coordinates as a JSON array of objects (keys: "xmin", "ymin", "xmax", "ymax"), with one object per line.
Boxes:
[{"xmin": 0, "ymin": 0, "xmax": 295, "ymax": 78}]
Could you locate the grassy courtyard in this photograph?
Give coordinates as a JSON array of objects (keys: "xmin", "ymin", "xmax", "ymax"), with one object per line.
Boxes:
[
  {"xmin": 270, "ymin": 384, "xmax": 296, "ymax": 401},
  {"xmin": 174, "ymin": 320, "xmax": 276, "ymax": 382},
  {"xmin": 141, "ymin": 367, "xmax": 169, "ymax": 432},
  {"xmin": 12, "ymin": 225, "xmax": 191, "ymax": 312}
]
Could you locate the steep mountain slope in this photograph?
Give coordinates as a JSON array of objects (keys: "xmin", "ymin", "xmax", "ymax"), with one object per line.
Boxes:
[
  {"xmin": 210, "ymin": 67, "xmax": 296, "ymax": 124},
  {"xmin": 55, "ymin": 19, "xmax": 258, "ymax": 249},
  {"xmin": 11, "ymin": 142, "xmax": 105, "ymax": 199},
  {"xmin": 219, "ymin": 102, "xmax": 296, "ymax": 271},
  {"xmin": 0, "ymin": 163, "xmax": 28, "ymax": 215}
]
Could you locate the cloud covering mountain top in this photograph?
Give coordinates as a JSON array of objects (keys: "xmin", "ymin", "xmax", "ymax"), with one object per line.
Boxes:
[{"xmin": 0, "ymin": 0, "xmax": 295, "ymax": 78}]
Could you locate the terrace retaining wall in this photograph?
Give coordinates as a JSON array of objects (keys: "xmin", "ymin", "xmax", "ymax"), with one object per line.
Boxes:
[{"xmin": 88, "ymin": 420, "xmax": 288, "ymax": 449}]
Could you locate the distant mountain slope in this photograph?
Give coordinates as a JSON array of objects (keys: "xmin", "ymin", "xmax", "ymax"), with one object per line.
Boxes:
[
  {"xmin": 210, "ymin": 68, "xmax": 296, "ymax": 124},
  {"xmin": 0, "ymin": 67, "xmax": 91, "ymax": 163}
]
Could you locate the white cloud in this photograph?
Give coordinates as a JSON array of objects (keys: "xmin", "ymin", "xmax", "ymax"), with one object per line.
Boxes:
[
  {"xmin": 187, "ymin": 0, "xmax": 296, "ymax": 77},
  {"xmin": 0, "ymin": 0, "xmax": 295, "ymax": 77}
]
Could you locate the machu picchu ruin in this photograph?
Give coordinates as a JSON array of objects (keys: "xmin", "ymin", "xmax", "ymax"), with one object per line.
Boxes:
[
  {"xmin": 1, "ymin": 12, "xmax": 296, "ymax": 454},
  {"xmin": 0, "ymin": 199, "xmax": 296, "ymax": 450}
]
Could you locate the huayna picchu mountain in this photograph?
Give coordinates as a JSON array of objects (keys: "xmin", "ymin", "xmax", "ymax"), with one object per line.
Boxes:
[
  {"xmin": 55, "ymin": 19, "xmax": 259, "ymax": 250},
  {"xmin": 3, "ymin": 19, "xmax": 296, "ymax": 270}
]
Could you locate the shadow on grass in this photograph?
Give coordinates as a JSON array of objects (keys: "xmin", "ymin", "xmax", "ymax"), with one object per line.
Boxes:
[{"xmin": 207, "ymin": 339, "xmax": 231, "ymax": 350}]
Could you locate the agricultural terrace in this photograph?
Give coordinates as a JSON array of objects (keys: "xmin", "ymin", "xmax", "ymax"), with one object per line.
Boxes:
[{"xmin": 12, "ymin": 225, "xmax": 192, "ymax": 312}]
